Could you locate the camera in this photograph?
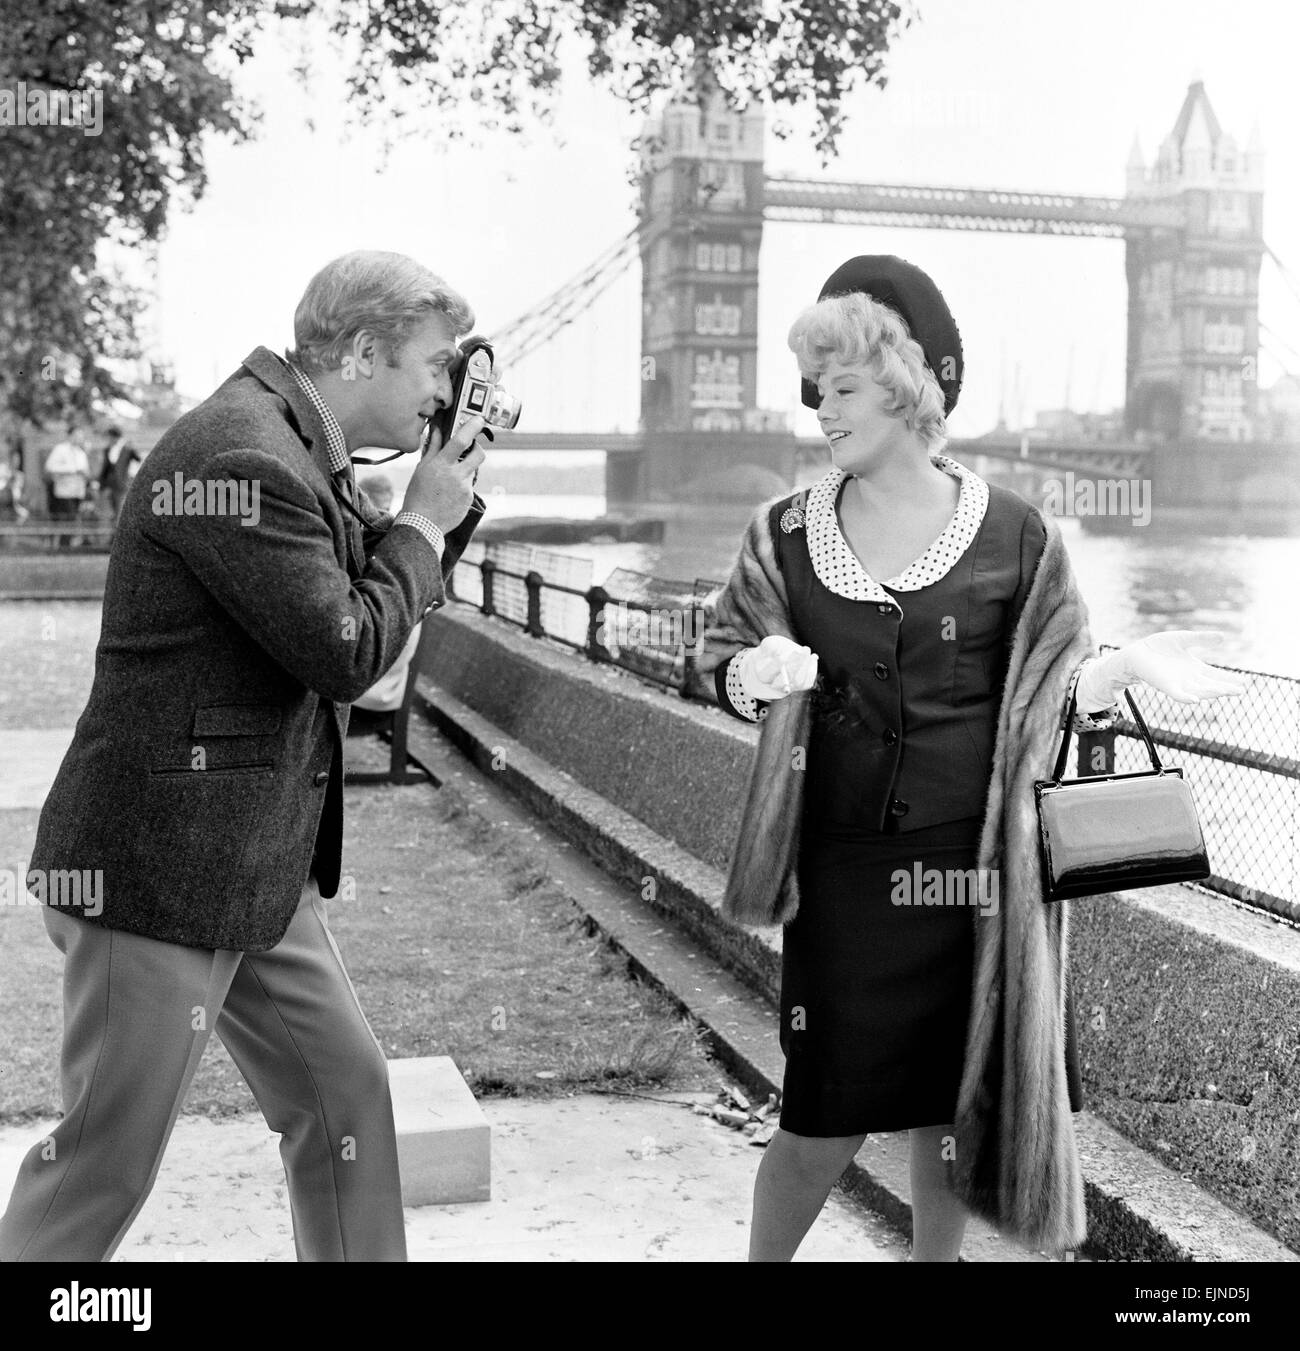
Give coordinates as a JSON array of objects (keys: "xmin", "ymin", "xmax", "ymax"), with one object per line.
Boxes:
[{"xmin": 427, "ymin": 335, "xmax": 521, "ymax": 458}]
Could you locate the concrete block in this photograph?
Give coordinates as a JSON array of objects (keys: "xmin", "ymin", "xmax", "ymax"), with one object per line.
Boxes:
[{"xmin": 389, "ymin": 1056, "xmax": 490, "ymax": 1207}]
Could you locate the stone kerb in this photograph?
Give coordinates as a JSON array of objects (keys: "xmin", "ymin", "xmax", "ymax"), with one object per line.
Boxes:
[
  {"xmin": 419, "ymin": 602, "xmax": 1300, "ymax": 1253},
  {"xmin": 1069, "ymin": 885, "xmax": 1300, "ymax": 1252},
  {"xmin": 420, "ymin": 604, "xmax": 756, "ymax": 875}
]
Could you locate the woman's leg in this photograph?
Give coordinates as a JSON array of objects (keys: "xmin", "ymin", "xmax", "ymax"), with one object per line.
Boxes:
[
  {"xmin": 908, "ymin": 1122, "xmax": 968, "ymax": 1261},
  {"xmin": 749, "ymin": 1127, "xmax": 866, "ymax": 1261}
]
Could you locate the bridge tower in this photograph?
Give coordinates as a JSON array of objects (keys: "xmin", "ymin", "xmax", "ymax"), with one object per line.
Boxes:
[
  {"xmin": 1124, "ymin": 80, "xmax": 1265, "ymax": 443},
  {"xmin": 632, "ymin": 89, "xmax": 791, "ymax": 501}
]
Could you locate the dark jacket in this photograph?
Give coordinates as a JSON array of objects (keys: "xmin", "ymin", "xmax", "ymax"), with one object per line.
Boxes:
[
  {"xmin": 753, "ymin": 483, "xmax": 1040, "ymax": 831},
  {"xmin": 28, "ymin": 346, "xmax": 483, "ymax": 951},
  {"xmin": 694, "ymin": 472, "xmax": 1103, "ymax": 1251}
]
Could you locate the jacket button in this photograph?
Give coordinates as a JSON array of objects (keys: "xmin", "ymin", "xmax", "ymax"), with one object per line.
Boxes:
[
  {"xmin": 890, "ymin": 798, "xmax": 909, "ymax": 816},
  {"xmin": 876, "ymin": 603, "xmax": 892, "ymax": 615},
  {"xmin": 882, "ymin": 728, "xmax": 898, "ymax": 746},
  {"xmin": 873, "ymin": 661, "xmax": 889, "ymax": 680},
  {"xmin": 313, "ymin": 769, "xmax": 329, "ymax": 786}
]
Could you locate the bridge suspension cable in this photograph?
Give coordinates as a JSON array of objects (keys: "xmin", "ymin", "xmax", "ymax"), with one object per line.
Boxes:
[
  {"xmin": 1264, "ymin": 243, "xmax": 1300, "ymax": 311},
  {"xmin": 488, "ymin": 227, "xmax": 641, "ymax": 370},
  {"xmin": 1259, "ymin": 323, "xmax": 1299, "ymax": 378}
]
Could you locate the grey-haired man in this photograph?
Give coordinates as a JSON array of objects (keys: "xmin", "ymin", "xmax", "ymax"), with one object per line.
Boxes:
[{"xmin": 0, "ymin": 251, "xmax": 487, "ymax": 1262}]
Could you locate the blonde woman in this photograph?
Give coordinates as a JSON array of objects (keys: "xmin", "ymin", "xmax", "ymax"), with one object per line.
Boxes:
[{"xmin": 698, "ymin": 255, "xmax": 1244, "ymax": 1261}]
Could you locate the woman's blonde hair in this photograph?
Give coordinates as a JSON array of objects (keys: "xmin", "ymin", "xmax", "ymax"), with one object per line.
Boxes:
[
  {"xmin": 788, "ymin": 291, "xmax": 948, "ymax": 450},
  {"xmin": 288, "ymin": 250, "xmax": 474, "ymax": 375}
]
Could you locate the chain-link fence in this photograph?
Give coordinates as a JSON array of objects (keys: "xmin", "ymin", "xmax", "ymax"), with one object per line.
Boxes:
[
  {"xmin": 1090, "ymin": 644, "xmax": 1298, "ymax": 923},
  {"xmin": 448, "ymin": 556, "xmax": 1298, "ymax": 922},
  {"xmin": 594, "ymin": 568, "xmax": 718, "ymax": 687},
  {"xmin": 452, "ymin": 540, "xmax": 593, "ymax": 648}
]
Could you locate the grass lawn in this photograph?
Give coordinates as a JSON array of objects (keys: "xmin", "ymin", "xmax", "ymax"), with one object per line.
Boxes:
[{"xmin": 0, "ymin": 757, "xmax": 719, "ymax": 1122}]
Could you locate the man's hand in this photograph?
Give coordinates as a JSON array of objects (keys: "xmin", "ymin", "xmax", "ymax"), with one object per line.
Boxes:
[
  {"xmin": 739, "ymin": 635, "xmax": 820, "ymax": 701},
  {"xmin": 400, "ymin": 413, "xmax": 487, "ymax": 533}
]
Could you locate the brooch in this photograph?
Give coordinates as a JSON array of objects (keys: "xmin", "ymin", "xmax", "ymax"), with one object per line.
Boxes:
[{"xmin": 779, "ymin": 505, "xmax": 805, "ymax": 533}]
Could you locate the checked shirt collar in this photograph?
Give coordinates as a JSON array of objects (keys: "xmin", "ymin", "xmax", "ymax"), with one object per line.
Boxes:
[{"xmin": 286, "ymin": 358, "xmax": 351, "ymax": 480}]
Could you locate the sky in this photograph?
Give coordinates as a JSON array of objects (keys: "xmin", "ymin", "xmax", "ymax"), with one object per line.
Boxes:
[{"xmin": 145, "ymin": 0, "xmax": 1300, "ymax": 443}]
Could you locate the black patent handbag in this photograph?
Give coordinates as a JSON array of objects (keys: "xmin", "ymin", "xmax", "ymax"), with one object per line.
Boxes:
[{"xmin": 1034, "ymin": 684, "xmax": 1210, "ymax": 903}]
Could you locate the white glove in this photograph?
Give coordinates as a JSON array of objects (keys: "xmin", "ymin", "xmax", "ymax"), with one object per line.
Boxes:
[
  {"xmin": 1076, "ymin": 631, "xmax": 1248, "ymax": 711},
  {"xmin": 738, "ymin": 635, "xmax": 819, "ymax": 702}
]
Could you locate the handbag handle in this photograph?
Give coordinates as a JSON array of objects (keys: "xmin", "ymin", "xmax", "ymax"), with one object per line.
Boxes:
[{"xmin": 1049, "ymin": 677, "xmax": 1165, "ymax": 783}]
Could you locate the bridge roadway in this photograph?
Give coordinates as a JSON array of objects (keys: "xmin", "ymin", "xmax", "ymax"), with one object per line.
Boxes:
[
  {"xmin": 761, "ymin": 174, "xmax": 1185, "ymax": 237},
  {"xmin": 59, "ymin": 424, "xmax": 1156, "ymax": 484},
  {"xmin": 490, "ymin": 429, "xmax": 1153, "ymax": 477}
]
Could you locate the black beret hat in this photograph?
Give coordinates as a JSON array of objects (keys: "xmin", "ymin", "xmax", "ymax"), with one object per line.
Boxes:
[{"xmin": 799, "ymin": 255, "xmax": 964, "ymax": 415}]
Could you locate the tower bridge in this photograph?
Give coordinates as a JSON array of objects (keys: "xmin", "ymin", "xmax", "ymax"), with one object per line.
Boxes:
[{"xmin": 491, "ymin": 80, "xmax": 1295, "ymax": 519}]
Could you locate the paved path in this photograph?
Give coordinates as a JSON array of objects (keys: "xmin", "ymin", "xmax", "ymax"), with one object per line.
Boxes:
[
  {"xmin": 0, "ymin": 1095, "xmax": 902, "ymax": 1262},
  {"xmin": 0, "ymin": 727, "xmax": 901, "ymax": 1260}
]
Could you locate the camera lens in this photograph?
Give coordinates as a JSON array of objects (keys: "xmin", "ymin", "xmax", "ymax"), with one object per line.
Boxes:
[{"xmin": 486, "ymin": 389, "xmax": 522, "ymax": 430}]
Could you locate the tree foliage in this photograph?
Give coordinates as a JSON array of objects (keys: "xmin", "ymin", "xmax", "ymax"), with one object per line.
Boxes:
[
  {"xmin": 332, "ymin": 0, "xmax": 910, "ymax": 152},
  {"xmin": 0, "ymin": 0, "xmax": 266, "ymax": 425},
  {"xmin": 0, "ymin": 0, "xmax": 909, "ymax": 426}
]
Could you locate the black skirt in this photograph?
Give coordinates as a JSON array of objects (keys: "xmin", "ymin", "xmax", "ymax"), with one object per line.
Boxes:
[{"xmin": 778, "ymin": 814, "xmax": 986, "ymax": 1136}]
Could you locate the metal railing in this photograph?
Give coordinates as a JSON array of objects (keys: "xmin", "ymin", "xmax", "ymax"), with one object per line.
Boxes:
[
  {"xmin": 0, "ymin": 522, "xmax": 117, "ymax": 551},
  {"xmin": 1089, "ymin": 645, "xmax": 1298, "ymax": 924},
  {"xmin": 450, "ymin": 549, "xmax": 710, "ymax": 692},
  {"xmin": 449, "ymin": 547, "xmax": 1299, "ymax": 926}
]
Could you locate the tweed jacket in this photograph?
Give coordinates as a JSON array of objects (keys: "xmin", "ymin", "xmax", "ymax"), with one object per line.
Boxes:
[
  {"xmin": 694, "ymin": 479, "xmax": 1104, "ymax": 1251},
  {"xmin": 28, "ymin": 347, "xmax": 484, "ymax": 952}
]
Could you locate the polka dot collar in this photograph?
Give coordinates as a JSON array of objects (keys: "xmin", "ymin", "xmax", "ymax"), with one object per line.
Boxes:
[{"xmin": 804, "ymin": 453, "xmax": 990, "ymax": 606}]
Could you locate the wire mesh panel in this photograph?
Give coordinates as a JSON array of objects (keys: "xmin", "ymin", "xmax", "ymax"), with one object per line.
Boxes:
[
  {"xmin": 535, "ymin": 548, "xmax": 593, "ymax": 642},
  {"xmin": 451, "ymin": 541, "xmax": 592, "ymax": 646},
  {"xmin": 450, "ymin": 540, "xmax": 486, "ymax": 606},
  {"xmin": 598, "ymin": 569, "xmax": 714, "ymax": 687},
  {"xmin": 489, "ymin": 542, "xmax": 592, "ymax": 641},
  {"xmin": 1092, "ymin": 647, "xmax": 1299, "ymax": 919},
  {"xmin": 602, "ymin": 569, "xmax": 708, "ymax": 608}
]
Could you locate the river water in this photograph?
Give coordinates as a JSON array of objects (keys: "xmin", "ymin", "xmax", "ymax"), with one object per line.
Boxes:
[
  {"xmin": 471, "ymin": 487, "xmax": 1300, "ymax": 681},
  {"xmin": 461, "ymin": 485, "xmax": 1299, "ymax": 909}
]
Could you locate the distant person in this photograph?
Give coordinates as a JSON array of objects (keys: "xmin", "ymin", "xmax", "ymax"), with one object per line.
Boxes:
[
  {"xmin": 42, "ymin": 427, "xmax": 91, "ymax": 546},
  {"xmin": 97, "ymin": 426, "xmax": 140, "ymax": 521},
  {"xmin": 0, "ymin": 250, "xmax": 487, "ymax": 1263},
  {"xmin": 123, "ymin": 441, "xmax": 142, "ymax": 491},
  {"xmin": 0, "ymin": 450, "xmax": 30, "ymax": 531},
  {"xmin": 353, "ymin": 472, "xmax": 424, "ymax": 714}
]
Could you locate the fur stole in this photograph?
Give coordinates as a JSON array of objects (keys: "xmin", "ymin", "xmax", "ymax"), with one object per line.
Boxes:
[
  {"xmin": 694, "ymin": 492, "xmax": 811, "ymax": 927},
  {"xmin": 696, "ymin": 493, "xmax": 1098, "ymax": 1252}
]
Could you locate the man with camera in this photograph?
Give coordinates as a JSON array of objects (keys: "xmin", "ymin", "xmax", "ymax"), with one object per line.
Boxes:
[{"xmin": 0, "ymin": 251, "xmax": 489, "ymax": 1262}]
